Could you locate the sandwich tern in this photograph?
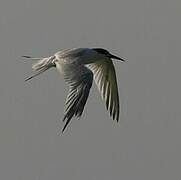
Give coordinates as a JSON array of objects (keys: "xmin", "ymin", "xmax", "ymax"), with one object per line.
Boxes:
[{"xmin": 24, "ymin": 48, "xmax": 125, "ymax": 132}]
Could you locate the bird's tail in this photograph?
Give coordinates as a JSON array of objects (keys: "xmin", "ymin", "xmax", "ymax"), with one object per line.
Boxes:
[{"xmin": 23, "ymin": 55, "xmax": 56, "ymax": 81}]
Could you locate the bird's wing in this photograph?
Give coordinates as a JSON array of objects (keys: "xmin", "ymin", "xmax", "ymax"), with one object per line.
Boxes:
[
  {"xmin": 87, "ymin": 59, "xmax": 120, "ymax": 121},
  {"xmin": 57, "ymin": 64, "xmax": 93, "ymax": 132}
]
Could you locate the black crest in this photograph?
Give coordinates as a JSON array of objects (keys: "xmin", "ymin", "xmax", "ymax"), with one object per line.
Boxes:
[{"xmin": 92, "ymin": 48, "xmax": 110, "ymax": 55}]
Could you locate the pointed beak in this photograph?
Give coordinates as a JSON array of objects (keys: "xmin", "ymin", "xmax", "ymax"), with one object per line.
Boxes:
[{"xmin": 109, "ymin": 54, "xmax": 125, "ymax": 62}]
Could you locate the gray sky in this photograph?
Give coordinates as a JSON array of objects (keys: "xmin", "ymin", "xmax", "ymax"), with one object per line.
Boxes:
[{"xmin": 0, "ymin": 0, "xmax": 181, "ymax": 179}]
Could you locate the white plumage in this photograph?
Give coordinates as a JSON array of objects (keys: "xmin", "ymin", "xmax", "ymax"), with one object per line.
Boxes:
[{"xmin": 24, "ymin": 48, "xmax": 125, "ymax": 132}]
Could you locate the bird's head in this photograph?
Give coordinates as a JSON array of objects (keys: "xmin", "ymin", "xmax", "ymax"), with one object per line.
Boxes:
[{"xmin": 92, "ymin": 48, "xmax": 125, "ymax": 62}]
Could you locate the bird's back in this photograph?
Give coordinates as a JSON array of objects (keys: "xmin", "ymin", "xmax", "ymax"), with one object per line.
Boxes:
[
  {"xmin": 54, "ymin": 48, "xmax": 88, "ymax": 64},
  {"xmin": 54, "ymin": 48, "xmax": 100, "ymax": 66}
]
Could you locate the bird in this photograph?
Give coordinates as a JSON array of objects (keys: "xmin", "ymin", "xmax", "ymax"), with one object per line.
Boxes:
[{"xmin": 23, "ymin": 48, "xmax": 125, "ymax": 132}]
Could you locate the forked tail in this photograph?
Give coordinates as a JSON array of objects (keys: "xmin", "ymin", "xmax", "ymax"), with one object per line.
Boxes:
[{"xmin": 23, "ymin": 55, "xmax": 56, "ymax": 81}]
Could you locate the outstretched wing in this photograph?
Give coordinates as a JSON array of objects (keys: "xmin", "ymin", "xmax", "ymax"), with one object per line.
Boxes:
[
  {"xmin": 56, "ymin": 63, "xmax": 93, "ymax": 132},
  {"xmin": 87, "ymin": 59, "xmax": 120, "ymax": 122}
]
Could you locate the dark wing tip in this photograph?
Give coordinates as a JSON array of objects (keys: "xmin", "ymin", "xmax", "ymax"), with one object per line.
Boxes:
[{"xmin": 62, "ymin": 117, "xmax": 72, "ymax": 133}]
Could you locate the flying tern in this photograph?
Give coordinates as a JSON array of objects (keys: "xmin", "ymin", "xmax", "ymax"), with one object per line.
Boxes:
[{"xmin": 24, "ymin": 48, "xmax": 125, "ymax": 132}]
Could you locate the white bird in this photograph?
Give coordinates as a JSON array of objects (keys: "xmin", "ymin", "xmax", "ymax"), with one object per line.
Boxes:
[{"xmin": 24, "ymin": 48, "xmax": 125, "ymax": 132}]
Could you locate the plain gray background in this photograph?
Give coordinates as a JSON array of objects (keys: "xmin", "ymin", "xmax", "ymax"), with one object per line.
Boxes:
[{"xmin": 0, "ymin": 0, "xmax": 181, "ymax": 179}]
